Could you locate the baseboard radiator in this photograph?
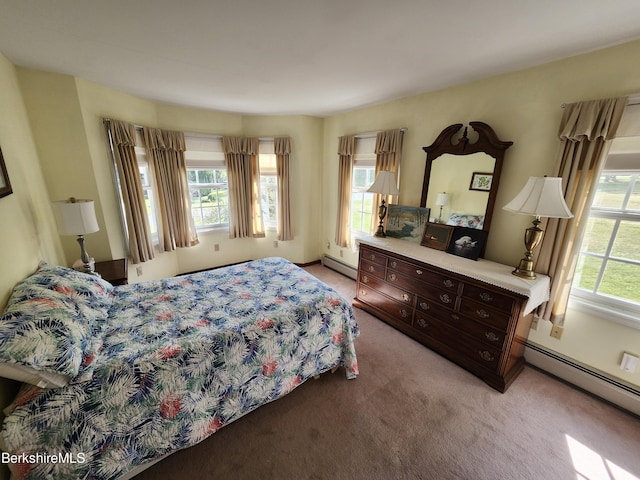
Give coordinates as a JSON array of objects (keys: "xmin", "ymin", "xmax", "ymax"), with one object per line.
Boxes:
[
  {"xmin": 321, "ymin": 255, "xmax": 357, "ymax": 280},
  {"xmin": 525, "ymin": 342, "xmax": 640, "ymax": 417}
]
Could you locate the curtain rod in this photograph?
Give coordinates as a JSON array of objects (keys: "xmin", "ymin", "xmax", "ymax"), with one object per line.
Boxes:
[
  {"xmin": 354, "ymin": 127, "xmax": 407, "ymax": 139},
  {"xmin": 561, "ymin": 93, "xmax": 640, "ymax": 108}
]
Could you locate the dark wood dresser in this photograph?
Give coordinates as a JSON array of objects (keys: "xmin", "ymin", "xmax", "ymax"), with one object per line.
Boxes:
[{"xmin": 353, "ymin": 237, "xmax": 550, "ymax": 392}]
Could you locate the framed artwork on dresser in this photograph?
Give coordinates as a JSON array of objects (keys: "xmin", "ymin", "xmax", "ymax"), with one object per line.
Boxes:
[
  {"xmin": 420, "ymin": 222, "xmax": 454, "ymax": 251},
  {"xmin": 447, "ymin": 226, "xmax": 488, "ymax": 260}
]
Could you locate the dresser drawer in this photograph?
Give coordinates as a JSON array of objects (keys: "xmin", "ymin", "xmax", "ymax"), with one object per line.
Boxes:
[
  {"xmin": 459, "ymin": 298, "xmax": 511, "ymax": 330},
  {"xmin": 360, "ymin": 248, "xmax": 388, "ymax": 266},
  {"xmin": 416, "ymin": 287, "xmax": 458, "ymax": 310},
  {"xmin": 359, "ymin": 259, "xmax": 386, "ymax": 279},
  {"xmin": 357, "ymin": 285, "xmax": 413, "ymax": 325},
  {"xmin": 388, "ymin": 258, "xmax": 459, "ymax": 291},
  {"xmin": 412, "ymin": 315, "xmax": 501, "ymax": 370},
  {"xmin": 462, "ymin": 284, "xmax": 515, "ymax": 313},
  {"xmin": 359, "ymin": 273, "xmax": 414, "ymax": 306},
  {"xmin": 415, "ymin": 308, "xmax": 505, "ymax": 349}
]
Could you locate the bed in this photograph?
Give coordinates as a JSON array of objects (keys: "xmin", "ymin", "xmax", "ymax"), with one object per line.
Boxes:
[{"xmin": 0, "ymin": 257, "xmax": 359, "ymax": 480}]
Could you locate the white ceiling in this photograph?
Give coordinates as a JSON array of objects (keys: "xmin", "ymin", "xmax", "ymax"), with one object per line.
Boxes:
[{"xmin": 2, "ymin": 0, "xmax": 640, "ymax": 116}]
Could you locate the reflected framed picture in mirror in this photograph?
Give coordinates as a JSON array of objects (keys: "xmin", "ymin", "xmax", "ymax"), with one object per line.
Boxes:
[
  {"xmin": 421, "ymin": 222, "xmax": 454, "ymax": 251},
  {"xmin": 469, "ymin": 172, "xmax": 493, "ymax": 191},
  {"xmin": 0, "ymin": 147, "xmax": 13, "ymax": 199}
]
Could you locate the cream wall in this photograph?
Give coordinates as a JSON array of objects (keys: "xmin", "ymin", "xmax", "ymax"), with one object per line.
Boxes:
[
  {"xmin": 0, "ymin": 54, "xmax": 66, "ymax": 478},
  {"xmin": 322, "ymin": 39, "xmax": 640, "ymax": 389}
]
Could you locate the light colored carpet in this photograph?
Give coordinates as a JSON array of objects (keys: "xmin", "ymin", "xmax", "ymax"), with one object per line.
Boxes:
[{"xmin": 134, "ymin": 264, "xmax": 640, "ymax": 480}]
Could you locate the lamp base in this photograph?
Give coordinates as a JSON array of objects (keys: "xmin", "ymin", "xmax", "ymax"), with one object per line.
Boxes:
[
  {"xmin": 512, "ymin": 258, "xmax": 537, "ymax": 279},
  {"xmin": 72, "ymin": 258, "xmax": 97, "ymax": 275},
  {"xmin": 374, "ymin": 200, "xmax": 388, "ymax": 237}
]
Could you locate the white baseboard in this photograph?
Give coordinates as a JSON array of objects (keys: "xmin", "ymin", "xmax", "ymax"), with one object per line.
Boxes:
[
  {"xmin": 322, "ymin": 255, "xmax": 357, "ymax": 280},
  {"xmin": 525, "ymin": 342, "xmax": 640, "ymax": 417}
]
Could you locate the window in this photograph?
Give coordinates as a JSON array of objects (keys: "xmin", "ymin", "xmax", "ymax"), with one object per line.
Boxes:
[
  {"xmin": 133, "ymin": 130, "xmax": 158, "ymax": 238},
  {"xmin": 259, "ymin": 139, "xmax": 278, "ymax": 229},
  {"xmin": 351, "ymin": 136, "xmax": 377, "ymax": 237},
  {"xmin": 572, "ymin": 136, "xmax": 640, "ymax": 324},
  {"xmin": 184, "ymin": 134, "xmax": 229, "ymax": 230}
]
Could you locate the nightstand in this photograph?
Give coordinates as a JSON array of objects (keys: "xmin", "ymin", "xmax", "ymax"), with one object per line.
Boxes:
[{"xmin": 94, "ymin": 258, "xmax": 128, "ymax": 286}]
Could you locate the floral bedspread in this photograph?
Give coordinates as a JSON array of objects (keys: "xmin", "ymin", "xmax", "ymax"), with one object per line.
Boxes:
[{"xmin": 1, "ymin": 257, "xmax": 359, "ymax": 479}]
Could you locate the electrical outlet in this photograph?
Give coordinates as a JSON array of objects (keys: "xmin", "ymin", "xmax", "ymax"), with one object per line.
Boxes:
[
  {"xmin": 340, "ymin": 250, "xmax": 344, "ymax": 258},
  {"xmin": 214, "ymin": 244, "xmax": 220, "ymax": 252},
  {"xmin": 136, "ymin": 266, "xmax": 143, "ymax": 277},
  {"xmin": 273, "ymin": 241, "xmax": 278, "ymax": 248},
  {"xmin": 327, "ymin": 241, "xmax": 330, "ymax": 249},
  {"xmin": 550, "ymin": 325, "xmax": 564, "ymax": 339},
  {"xmin": 530, "ymin": 317, "xmax": 539, "ymax": 331}
]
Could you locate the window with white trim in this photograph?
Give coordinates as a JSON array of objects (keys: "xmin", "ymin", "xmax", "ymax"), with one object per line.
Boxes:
[
  {"xmin": 572, "ymin": 135, "xmax": 640, "ymax": 325},
  {"xmin": 184, "ymin": 134, "xmax": 229, "ymax": 230},
  {"xmin": 351, "ymin": 136, "xmax": 377, "ymax": 237},
  {"xmin": 259, "ymin": 139, "xmax": 278, "ymax": 229},
  {"xmin": 134, "ymin": 130, "xmax": 158, "ymax": 239}
]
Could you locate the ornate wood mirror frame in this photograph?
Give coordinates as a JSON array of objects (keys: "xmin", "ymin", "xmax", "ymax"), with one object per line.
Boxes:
[{"xmin": 420, "ymin": 122, "xmax": 512, "ymax": 250}]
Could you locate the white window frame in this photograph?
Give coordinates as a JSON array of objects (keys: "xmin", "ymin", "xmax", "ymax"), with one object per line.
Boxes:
[
  {"xmin": 570, "ymin": 168, "xmax": 640, "ymax": 329},
  {"xmin": 350, "ymin": 136, "xmax": 377, "ymax": 239},
  {"xmin": 184, "ymin": 134, "xmax": 229, "ymax": 232},
  {"xmin": 259, "ymin": 139, "xmax": 278, "ymax": 230}
]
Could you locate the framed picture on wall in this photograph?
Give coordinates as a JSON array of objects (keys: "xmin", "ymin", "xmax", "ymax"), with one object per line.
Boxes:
[
  {"xmin": 469, "ymin": 172, "xmax": 493, "ymax": 191},
  {"xmin": 0, "ymin": 147, "xmax": 13, "ymax": 199},
  {"xmin": 420, "ymin": 222, "xmax": 454, "ymax": 251}
]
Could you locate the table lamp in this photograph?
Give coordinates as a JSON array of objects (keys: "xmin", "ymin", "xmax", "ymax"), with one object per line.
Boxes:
[
  {"xmin": 367, "ymin": 170, "xmax": 400, "ymax": 237},
  {"xmin": 53, "ymin": 197, "xmax": 100, "ymax": 274}
]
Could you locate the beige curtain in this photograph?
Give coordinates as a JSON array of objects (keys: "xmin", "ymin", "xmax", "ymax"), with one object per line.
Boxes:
[
  {"xmin": 141, "ymin": 127, "xmax": 199, "ymax": 252},
  {"xmin": 335, "ymin": 135, "xmax": 356, "ymax": 248},
  {"xmin": 537, "ymin": 97, "xmax": 627, "ymax": 325},
  {"xmin": 222, "ymin": 136, "xmax": 265, "ymax": 238},
  {"xmin": 275, "ymin": 137, "xmax": 293, "ymax": 241},
  {"xmin": 371, "ymin": 129, "xmax": 404, "ymax": 233},
  {"xmin": 106, "ymin": 119, "xmax": 155, "ymax": 264}
]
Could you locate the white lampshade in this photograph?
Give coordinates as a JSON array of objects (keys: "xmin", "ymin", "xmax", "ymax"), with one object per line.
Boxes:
[
  {"xmin": 367, "ymin": 170, "xmax": 400, "ymax": 196},
  {"xmin": 503, "ymin": 177, "xmax": 573, "ymax": 219},
  {"xmin": 53, "ymin": 198, "xmax": 100, "ymax": 235},
  {"xmin": 435, "ymin": 192, "xmax": 450, "ymax": 207}
]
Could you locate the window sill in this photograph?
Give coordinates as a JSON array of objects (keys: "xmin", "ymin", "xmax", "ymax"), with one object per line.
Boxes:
[{"xmin": 568, "ymin": 295, "xmax": 640, "ymax": 331}]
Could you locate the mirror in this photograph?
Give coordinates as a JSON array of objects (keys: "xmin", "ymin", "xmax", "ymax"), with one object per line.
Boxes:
[{"xmin": 420, "ymin": 122, "xmax": 512, "ymax": 253}]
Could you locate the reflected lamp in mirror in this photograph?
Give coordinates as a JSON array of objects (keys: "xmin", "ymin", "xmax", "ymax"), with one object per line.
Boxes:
[
  {"xmin": 367, "ymin": 170, "xmax": 400, "ymax": 237},
  {"xmin": 503, "ymin": 177, "xmax": 573, "ymax": 279},
  {"xmin": 435, "ymin": 192, "xmax": 450, "ymax": 223},
  {"xmin": 53, "ymin": 197, "xmax": 100, "ymax": 275}
]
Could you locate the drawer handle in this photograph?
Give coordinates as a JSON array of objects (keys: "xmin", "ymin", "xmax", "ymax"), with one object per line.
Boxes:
[
  {"xmin": 402, "ymin": 293, "xmax": 410, "ymax": 302},
  {"xmin": 451, "ymin": 314, "xmax": 460, "ymax": 320},
  {"xmin": 368, "ymin": 265, "xmax": 376, "ymax": 273},
  {"xmin": 417, "ymin": 318, "xmax": 429, "ymax": 328},
  {"xmin": 360, "ymin": 289, "xmax": 367, "ymax": 296},
  {"xmin": 485, "ymin": 332, "xmax": 500, "ymax": 342},
  {"xmin": 478, "ymin": 350, "xmax": 495, "ymax": 362},
  {"xmin": 443, "ymin": 279, "xmax": 454, "ymax": 288},
  {"xmin": 362, "ymin": 275, "xmax": 369, "ymax": 284},
  {"xmin": 419, "ymin": 302, "xmax": 429, "ymax": 311},
  {"xmin": 400, "ymin": 309, "xmax": 409, "ymax": 318},
  {"xmin": 391, "ymin": 261, "xmax": 397, "ymax": 268},
  {"xmin": 479, "ymin": 292, "xmax": 493, "ymax": 302},
  {"xmin": 439, "ymin": 293, "xmax": 452, "ymax": 304},
  {"xmin": 476, "ymin": 309, "xmax": 490, "ymax": 319},
  {"xmin": 389, "ymin": 273, "xmax": 397, "ymax": 281},
  {"xmin": 369, "ymin": 254, "xmax": 376, "ymax": 261},
  {"xmin": 416, "ymin": 269, "xmax": 423, "ymax": 275}
]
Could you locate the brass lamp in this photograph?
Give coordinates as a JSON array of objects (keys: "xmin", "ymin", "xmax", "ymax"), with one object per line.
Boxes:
[
  {"xmin": 367, "ymin": 170, "xmax": 400, "ymax": 237},
  {"xmin": 503, "ymin": 177, "xmax": 573, "ymax": 279}
]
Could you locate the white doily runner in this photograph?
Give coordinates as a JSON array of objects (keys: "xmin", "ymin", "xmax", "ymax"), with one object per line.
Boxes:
[{"xmin": 357, "ymin": 236, "xmax": 550, "ymax": 315}]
